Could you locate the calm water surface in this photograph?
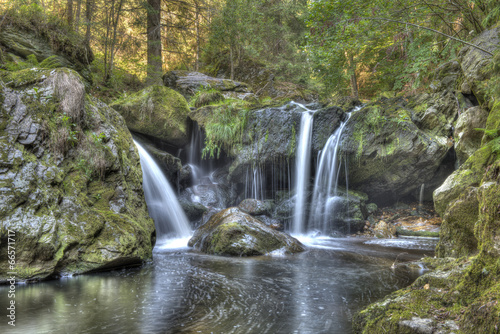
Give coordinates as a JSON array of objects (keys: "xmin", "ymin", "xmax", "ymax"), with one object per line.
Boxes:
[{"xmin": 0, "ymin": 237, "xmax": 435, "ymax": 334}]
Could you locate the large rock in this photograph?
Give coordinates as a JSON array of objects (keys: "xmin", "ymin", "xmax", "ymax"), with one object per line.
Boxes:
[
  {"xmin": 343, "ymin": 101, "xmax": 451, "ymax": 205},
  {"xmin": 458, "ymin": 26, "xmax": 500, "ymax": 103},
  {"xmin": 188, "ymin": 207, "xmax": 304, "ymax": 256},
  {"xmin": 0, "ymin": 68, "xmax": 155, "ymax": 282},
  {"xmin": 454, "ymin": 106, "xmax": 489, "ymax": 166},
  {"xmin": 433, "ymin": 142, "xmax": 495, "ymax": 216},
  {"xmin": 0, "ymin": 24, "xmax": 93, "ymax": 83},
  {"xmin": 163, "ymin": 70, "xmax": 250, "ymax": 98},
  {"xmin": 110, "ymin": 85, "xmax": 190, "ymax": 147},
  {"xmin": 436, "ymin": 186, "xmax": 479, "ymax": 257}
]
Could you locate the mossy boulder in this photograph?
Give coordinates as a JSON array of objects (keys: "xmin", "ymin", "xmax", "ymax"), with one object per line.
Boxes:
[
  {"xmin": 0, "ymin": 23, "xmax": 93, "ymax": 83},
  {"xmin": 0, "ymin": 68, "xmax": 155, "ymax": 282},
  {"xmin": 188, "ymin": 207, "xmax": 305, "ymax": 256},
  {"xmin": 110, "ymin": 85, "xmax": 190, "ymax": 147},
  {"xmin": 342, "ymin": 100, "xmax": 451, "ymax": 205},
  {"xmin": 433, "ymin": 141, "xmax": 496, "ymax": 216},
  {"xmin": 436, "ymin": 186, "xmax": 479, "ymax": 257}
]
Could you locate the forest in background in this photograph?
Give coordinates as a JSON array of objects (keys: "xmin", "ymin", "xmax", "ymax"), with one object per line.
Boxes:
[{"xmin": 0, "ymin": 0, "xmax": 499, "ymax": 101}]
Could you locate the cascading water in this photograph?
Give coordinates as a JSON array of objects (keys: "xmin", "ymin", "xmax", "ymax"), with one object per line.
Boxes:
[
  {"xmin": 134, "ymin": 140, "xmax": 192, "ymax": 239},
  {"xmin": 292, "ymin": 103, "xmax": 314, "ymax": 235},
  {"xmin": 308, "ymin": 113, "xmax": 351, "ymax": 234}
]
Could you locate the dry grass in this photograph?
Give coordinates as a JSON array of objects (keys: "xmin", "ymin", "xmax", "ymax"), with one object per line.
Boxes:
[{"xmin": 44, "ymin": 70, "xmax": 85, "ymax": 125}]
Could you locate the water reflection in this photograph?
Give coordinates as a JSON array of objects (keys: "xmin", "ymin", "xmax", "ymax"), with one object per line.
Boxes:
[{"xmin": 0, "ymin": 238, "xmax": 431, "ymax": 334}]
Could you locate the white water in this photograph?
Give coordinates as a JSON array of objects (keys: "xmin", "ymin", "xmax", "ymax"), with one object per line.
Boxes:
[
  {"xmin": 292, "ymin": 103, "xmax": 314, "ymax": 235},
  {"xmin": 134, "ymin": 140, "xmax": 192, "ymax": 239},
  {"xmin": 308, "ymin": 113, "xmax": 351, "ymax": 233}
]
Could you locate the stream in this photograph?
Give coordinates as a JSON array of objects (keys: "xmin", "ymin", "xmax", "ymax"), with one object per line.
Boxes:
[{"xmin": 0, "ymin": 237, "xmax": 435, "ymax": 334}]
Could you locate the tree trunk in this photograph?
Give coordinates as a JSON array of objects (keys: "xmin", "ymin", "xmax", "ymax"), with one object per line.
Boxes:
[
  {"xmin": 105, "ymin": 0, "xmax": 125, "ymax": 84},
  {"xmin": 84, "ymin": 0, "xmax": 93, "ymax": 48},
  {"xmin": 147, "ymin": 0, "xmax": 163, "ymax": 85},
  {"xmin": 66, "ymin": 0, "xmax": 73, "ymax": 28},
  {"xmin": 195, "ymin": 0, "xmax": 200, "ymax": 71},
  {"xmin": 348, "ymin": 53, "xmax": 358, "ymax": 99},
  {"xmin": 230, "ymin": 45, "xmax": 234, "ymax": 80},
  {"xmin": 75, "ymin": 0, "xmax": 81, "ymax": 31}
]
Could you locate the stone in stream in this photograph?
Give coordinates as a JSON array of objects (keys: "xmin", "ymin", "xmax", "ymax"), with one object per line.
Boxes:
[{"xmin": 188, "ymin": 207, "xmax": 304, "ymax": 256}]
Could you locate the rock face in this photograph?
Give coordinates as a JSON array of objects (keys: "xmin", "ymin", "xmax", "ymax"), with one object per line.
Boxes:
[
  {"xmin": 163, "ymin": 70, "xmax": 251, "ymax": 98},
  {"xmin": 343, "ymin": 101, "xmax": 451, "ymax": 205},
  {"xmin": 454, "ymin": 106, "xmax": 489, "ymax": 166},
  {"xmin": 354, "ymin": 27, "xmax": 500, "ymax": 334},
  {"xmin": 0, "ymin": 68, "xmax": 155, "ymax": 282},
  {"xmin": 458, "ymin": 26, "xmax": 500, "ymax": 103},
  {"xmin": 228, "ymin": 103, "xmax": 344, "ymax": 184},
  {"xmin": 0, "ymin": 25, "xmax": 94, "ymax": 83},
  {"xmin": 110, "ymin": 85, "xmax": 190, "ymax": 147},
  {"xmin": 188, "ymin": 207, "xmax": 304, "ymax": 256}
]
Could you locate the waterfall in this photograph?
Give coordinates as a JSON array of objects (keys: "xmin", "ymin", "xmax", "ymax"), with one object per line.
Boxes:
[
  {"xmin": 308, "ymin": 113, "xmax": 351, "ymax": 234},
  {"xmin": 134, "ymin": 140, "xmax": 192, "ymax": 239},
  {"xmin": 292, "ymin": 103, "xmax": 314, "ymax": 235}
]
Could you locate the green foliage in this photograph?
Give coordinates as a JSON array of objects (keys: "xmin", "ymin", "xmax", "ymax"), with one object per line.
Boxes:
[
  {"xmin": 189, "ymin": 86, "xmax": 225, "ymax": 108},
  {"xmin": 203, "ymin": 0, "xmax": 310, "ymax": 84},
  {"xmin": 202, "ymin": 100, "xmax": 250, "ymax": 159},
  {"xmin": 304, "ymin": 0, "xmax": 488, "ymax": 98}
]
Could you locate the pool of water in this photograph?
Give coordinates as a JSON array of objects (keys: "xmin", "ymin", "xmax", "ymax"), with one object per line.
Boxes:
[{"xmin": 0, "ymin": 237, "xmax": 435, "ymax": 334}]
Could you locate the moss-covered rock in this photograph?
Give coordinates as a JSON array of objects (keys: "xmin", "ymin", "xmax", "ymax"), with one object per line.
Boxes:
[
  {"xmin": 342, "ymin": 100, "xmax": 451, "ymax": 205},
  {"xmin": 188, "ymin": 207, "xmax": 304, "ymax": 256},
  {"xmin": 454, "ymin": 106, "xmax": 489, "ymax": 166},
  {"xmin": 433, "ymin": 141, "xmax": 496, "ymax": 216},
  {"xmin": 436, "ymin": 186, "xmax": 479, "ymax": 257},
  {"xmin": 0, "ymin": 22, "xmax": 94, "ymax": 83},
  {"xmin": 110, "ymin": 85, "xmax": 190, "ymax": 147},
  {"xmin": 354, "ymin": 27, "xmax": 500, "ymax": 334},
  {"xmin": 238, "ymin": 199, "xmax": 273, "ymax": 216},
  {"xmin": 0, "ymin": 67, "xmax": 155, "ymax": 282}
]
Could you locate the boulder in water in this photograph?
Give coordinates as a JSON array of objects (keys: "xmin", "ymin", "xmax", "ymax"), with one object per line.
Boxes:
[{"xmin": 188, "ymin": 207, "xmax": 304, "ymax": 256}]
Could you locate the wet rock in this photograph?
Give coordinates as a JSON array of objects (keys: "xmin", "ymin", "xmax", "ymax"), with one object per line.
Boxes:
[
  {"xmin": 454, "ymin": 106, "xmax": 489, "ymax": 166},
  {"xmin": 188, "ymin": 207, "xmax": 304, "ymax": 256},
  {"xmin": 163, "ymin": 70, "xmax": 250, "ymax": 98},
  {"xmin": 228, "ymin": 103, "xmax": 344, "ymax": 184},
  {"xmin": 110, "ymin": 85, "xmax": 190, "ymax": 147},
  {"xmin": 0, "ymin": 68, "xmax": 155, "ymax": 282},
  {"xmin": 238, "ymin": 198, "xmax": 273, "ymax": 216},
  {"xmin": 179, "ymin": 199, "xmax": 208, "ymax": 222}
]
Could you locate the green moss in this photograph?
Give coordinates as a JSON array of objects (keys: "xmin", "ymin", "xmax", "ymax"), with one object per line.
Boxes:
[{"xmin": 110, "ymin": 85, "xmax": 190, "ymax": 145}]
